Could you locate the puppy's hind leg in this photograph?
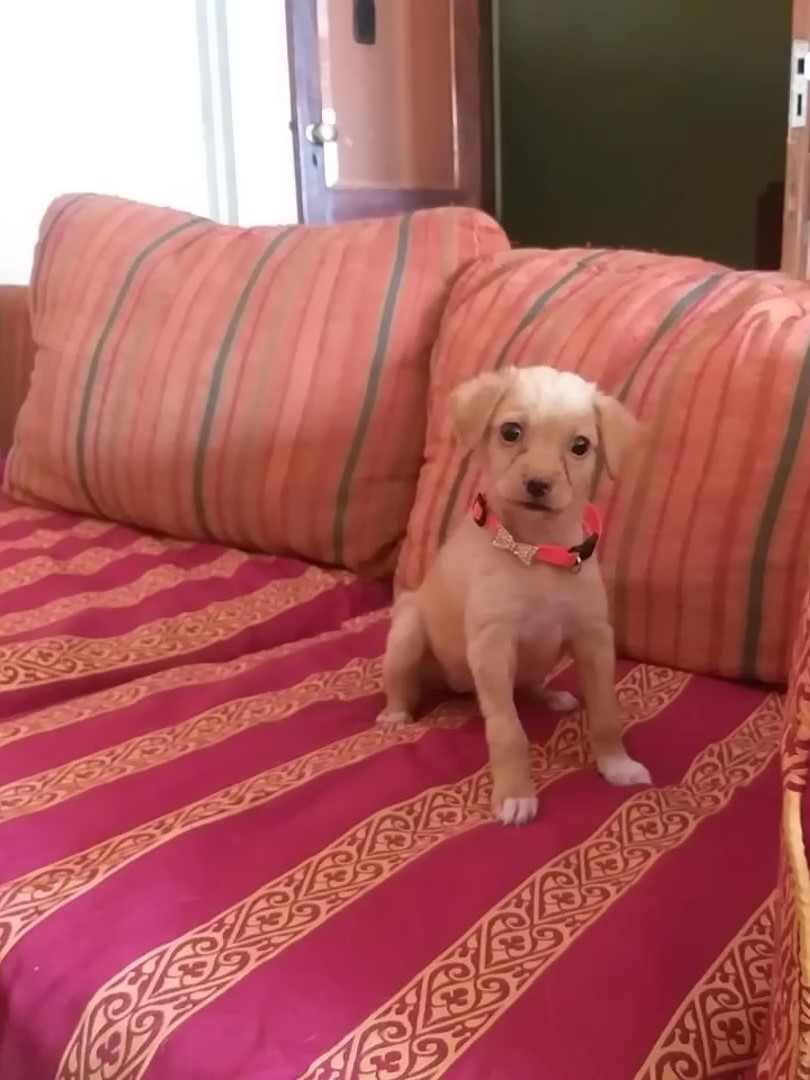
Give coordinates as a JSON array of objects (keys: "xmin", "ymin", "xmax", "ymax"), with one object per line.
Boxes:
[
  {"xmin": 533, "ymin": 687, "xmax": 579, "ymax": 712},
  {"xmin": 377, "ymin": 592, "xmax": 428, "ymax": 727},
  {"xmin": 571, "ymin": 624, "xmax": 651, "ymax": 786},
  {"xmin": 524, "ymin": 644, "xmax": 578, "ymax": 712}
]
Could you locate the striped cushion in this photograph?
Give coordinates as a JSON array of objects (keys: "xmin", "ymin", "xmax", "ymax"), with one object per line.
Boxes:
[
  {"xmin": 4, "ymin": 194, "xmax": 507, "ymax": 575},
  {"xmin": 397, "ymin": 248, "xmax": 810, "ymax": 683}
]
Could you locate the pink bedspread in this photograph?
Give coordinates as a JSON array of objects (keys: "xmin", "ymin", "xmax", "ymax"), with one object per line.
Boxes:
[{"xmin": 0, "ymin": 494, "xmax": 781, "ymax": 1078}]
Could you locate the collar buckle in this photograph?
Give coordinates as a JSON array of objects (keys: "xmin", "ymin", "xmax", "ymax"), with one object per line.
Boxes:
[{"xmin": 569, "ymin": 531, "xmax": 599, "ymax": 565}]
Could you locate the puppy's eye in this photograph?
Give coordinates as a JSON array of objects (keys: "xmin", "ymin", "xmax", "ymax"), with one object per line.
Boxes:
[
  {"xmin": 499, "ymin": 421, "xmax": 523, "ymax": 445},
  {"xmin": 570, "ymin": 435, "xmax": 591, "ymax": 457}
]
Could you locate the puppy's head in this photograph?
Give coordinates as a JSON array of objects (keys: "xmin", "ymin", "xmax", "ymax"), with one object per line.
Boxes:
[{"xmin": 450, "ymin": 365, "xmax": 639, "ymax": 516}]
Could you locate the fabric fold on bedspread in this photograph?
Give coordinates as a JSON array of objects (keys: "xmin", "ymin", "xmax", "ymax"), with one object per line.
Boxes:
[{"xmin": 0, "ymin": 495, "xmax": 389, "ymax": 719}]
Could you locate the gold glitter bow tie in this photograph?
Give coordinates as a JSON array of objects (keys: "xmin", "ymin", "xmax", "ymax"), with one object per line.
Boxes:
[{"xmin": 492, "ymin": 526, "xmax": 537, "ymax": 567}]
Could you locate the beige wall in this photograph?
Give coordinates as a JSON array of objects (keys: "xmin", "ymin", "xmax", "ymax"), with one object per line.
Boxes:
[{"xmin": 498, "ymin": 1, "xmax": 791, "ymax": 268}]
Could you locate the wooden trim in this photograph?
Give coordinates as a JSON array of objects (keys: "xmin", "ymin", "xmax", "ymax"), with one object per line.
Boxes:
[
  {"xmin": 453, "ymin": 0, "xmax": 483, "ymax": 209},
  {"xmin": 490, "ymin": 0, "xmax": 502, "ymax": 219},
  {"xmin": 783, "ymin": 0, "xmax": 810, "ymax": 277},
  {"xmin": 782, "ymin": 114, "xmax": 810, "ymax": 277},
  {"xmin": 0, "ymin": 287, "xmax": 35, "ymax": 454},
  {"xmin": 285, "ymin": 0, "xmax": 324, "ymax": 223},
  {"xmin": 477, "ymin": 0, "xmax": 496, "ymax": 216},
  {"xmin": 327, "ymin": 188, "xmax": 468, "ymax": 222}
]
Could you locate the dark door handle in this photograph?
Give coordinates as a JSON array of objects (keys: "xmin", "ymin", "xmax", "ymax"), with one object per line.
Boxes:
[{"xmin": 353, "ymin": 0, "xmax": 376, "ymax": 45}]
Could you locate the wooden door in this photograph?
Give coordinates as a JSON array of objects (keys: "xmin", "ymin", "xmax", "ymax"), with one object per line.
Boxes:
[
  {"xmin": 286, "ymin": 0, "xmax": 494, "ymax": 223},
  {"xmin": 784, "ymin": 1, "xmax": 810, "ymax": 276}
]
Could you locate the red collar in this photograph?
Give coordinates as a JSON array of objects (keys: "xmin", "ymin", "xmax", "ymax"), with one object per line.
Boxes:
[{"xmin": 471, "ymin": 493, "xmax": 602, "ymax": 572}]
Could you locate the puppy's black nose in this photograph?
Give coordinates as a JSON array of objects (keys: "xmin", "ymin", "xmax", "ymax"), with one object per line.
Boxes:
[{"xmin": 525, "ymin": 477, "xmax": 550, "ymax": 499}]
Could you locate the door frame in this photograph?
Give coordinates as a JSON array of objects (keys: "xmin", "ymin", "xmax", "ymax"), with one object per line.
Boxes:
[
  {"xmin": 285, "ymin": 0, "xmax": 495, "ymax": 224},
  {"xmin": 783, "ymin": 0, "xmax": 810, "ymax": 276}
]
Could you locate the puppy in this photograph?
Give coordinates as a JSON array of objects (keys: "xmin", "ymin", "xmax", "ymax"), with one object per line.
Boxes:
[{"xmin": 377, "ymin": 364, "xmax": 651, "ymax": 825}]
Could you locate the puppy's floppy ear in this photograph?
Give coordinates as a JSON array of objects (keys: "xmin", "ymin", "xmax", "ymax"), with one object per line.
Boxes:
[
  {"xmin": 449, "ymin": 371, "xmax": 510, "ymax": 449},
  {"xmin": 594, "ymin": 393, "xmax": 641, "ymax": 480}
]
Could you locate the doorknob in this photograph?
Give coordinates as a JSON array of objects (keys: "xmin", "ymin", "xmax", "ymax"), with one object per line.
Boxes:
[{"xmin": 305, "ymin": 121, "xmax": 338, "ymax": 145}]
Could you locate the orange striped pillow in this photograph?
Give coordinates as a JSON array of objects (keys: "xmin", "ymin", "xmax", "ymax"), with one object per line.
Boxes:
[
  {"xmin": 4, "ymin": 194, "xmax": 507, "ymax": 574},
  {"xmin": 398, "ymin": 247, "xmax": 810, "ymax": 683}
]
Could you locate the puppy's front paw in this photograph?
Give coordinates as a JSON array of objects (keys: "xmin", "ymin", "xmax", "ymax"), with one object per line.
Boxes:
[
  {"xmin": 492, "ymin": 778, "xmax": 539, "ymax": 825},
  {"xmin": 495, "ymin": 796, "xmax": 539, "ymax": 825},
  {"xmin": 376, "ymin": 707, "xmax": 413, "ymax": 727},
  {"xmin": 598, "ymin": 754, "xmax": 651, "ymax": 787}
]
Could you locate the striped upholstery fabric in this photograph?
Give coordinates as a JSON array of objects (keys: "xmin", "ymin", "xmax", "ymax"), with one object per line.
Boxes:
[
  {"xmin": 757, "ymin": 562, "xmax": 810, "ymax": 1078},
  {"xmin": 3, "ymin": 194, "xmax": 508, "ymax": 575},
  {"xmin": 397, "ymin": 248, "xmax": 810, "ymax": 683},
  {"xmin": 0, "ymin": 287, "xmax": 35, "ymax": 454}
]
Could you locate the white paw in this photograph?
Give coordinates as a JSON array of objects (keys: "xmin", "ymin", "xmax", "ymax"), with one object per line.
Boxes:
[
  {"xmin": 376, "ymin": 708, "xmax": 412, "ymax": 727},
  {"xmin": 598, "ymin": 754, "xmax": 651, "ymax": 787},
  {"xmin": 495, "ymin": 796, "xmax": 539, "ymax": 826},
  {"xmin": 541, "ymin": 690, "xmax": 579, "ymax": 712}
]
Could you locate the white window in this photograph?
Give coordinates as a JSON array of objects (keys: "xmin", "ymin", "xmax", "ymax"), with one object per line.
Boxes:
[{"xmin": 0, "ymin": 0, "xmax": 298, "ymax": 285}]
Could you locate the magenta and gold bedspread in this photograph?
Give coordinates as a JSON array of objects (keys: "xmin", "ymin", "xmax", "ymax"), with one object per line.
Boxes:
[{"xmin": 0, "ymin": 495, "xmax": 782, "ymax": 1078}]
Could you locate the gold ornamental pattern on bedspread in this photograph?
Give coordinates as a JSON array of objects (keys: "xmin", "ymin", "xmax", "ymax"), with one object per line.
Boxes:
[{"xmin": 0, "ymin": 497, "xmax": 790, "ymax": 1078}]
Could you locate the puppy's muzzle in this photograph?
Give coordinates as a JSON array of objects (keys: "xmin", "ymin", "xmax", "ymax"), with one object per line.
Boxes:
[
  {"xmin": 524, "ymin": 477, "xmax": 555, "ymax": 508},
  {"xmin": 525, "ymin": 477, "xmax": 550, "ymax": 499}
]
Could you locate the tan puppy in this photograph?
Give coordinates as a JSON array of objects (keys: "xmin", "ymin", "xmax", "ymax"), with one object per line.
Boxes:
[{"xmin": 378, "ymin": 364, "xmax": 651, "ymax": 825}]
